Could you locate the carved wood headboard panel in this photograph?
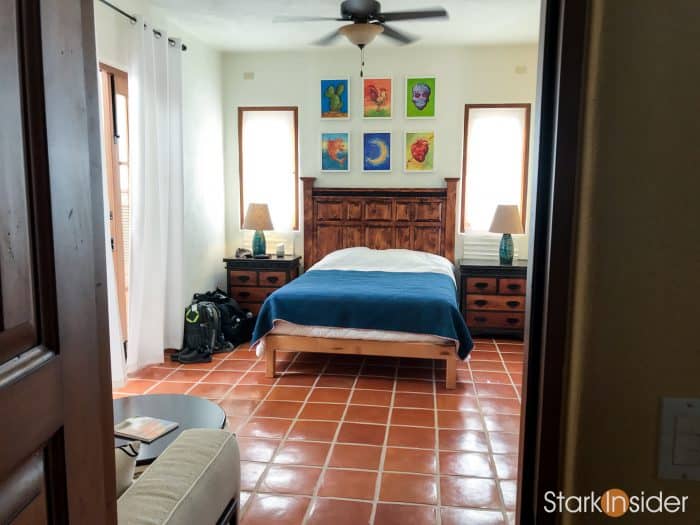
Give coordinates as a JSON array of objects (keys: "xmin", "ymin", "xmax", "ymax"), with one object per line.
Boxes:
[{"xmin": 302, "ymin": 177, "xmax": 459, "ymax": 268}]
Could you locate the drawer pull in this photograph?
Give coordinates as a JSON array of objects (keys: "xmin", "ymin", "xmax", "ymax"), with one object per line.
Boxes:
[
  {"xmin": 506, "ymin": 317, "xmax": 520, "ymax": 325},
  {"xmin": 474, "ymin": 282, "xmax": 489, "ymax": 289},
  {"xmin": 506, "ymin": 300, "xmax": 520, "ymax": 308},
  {"xmin": 237, "ymin": 275, "xmax": 250, "ymax": 282},
  {"xmin": 507, "ymin": 283, "xmax": 521, "ymax": 291},
  {"xmin": 265, "ymin": 276, "xmax": 279, "ymax": 284},
  {"xmin": 238, "ymin": 291, "xmax": 251, "ymax": 298},
  {"xmin": 474, "ymin": 299, "xmax": 488, "ymax": 307},
  {"xmin": 474, "ymin": 316, "xmax": 487, "ymax": 323}
]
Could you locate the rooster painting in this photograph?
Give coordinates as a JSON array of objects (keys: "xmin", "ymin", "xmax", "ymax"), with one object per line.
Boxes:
[{"xmin": 363, "ymin": 78, "xmax": 392, "ymax": 118}]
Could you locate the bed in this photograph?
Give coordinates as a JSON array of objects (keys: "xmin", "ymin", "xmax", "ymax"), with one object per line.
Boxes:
[{"xmin": 250, "ymin": 178, "xmax": 472, "ymax": 389}]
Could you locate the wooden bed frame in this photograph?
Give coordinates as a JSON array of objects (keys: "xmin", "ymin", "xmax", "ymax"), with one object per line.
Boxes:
[{"xmin": 263, "ymin": 177, "xmax": 461, "ymax": 389}]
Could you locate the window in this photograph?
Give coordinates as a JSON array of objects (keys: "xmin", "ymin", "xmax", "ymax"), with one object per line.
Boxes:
[
  {"xmin": 99, "ymin": 64, "xmax": 130, "ymax": 340},
  {"xmin": 461, "ymin": 104, "xmax": 530, "ymax": 232},
  {"xmin": 238, "ymin": 107, "xmax": 299, "ymax": 231}
]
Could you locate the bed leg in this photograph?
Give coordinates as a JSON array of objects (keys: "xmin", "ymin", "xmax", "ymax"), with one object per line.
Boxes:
[
  {"xmin": 445, "ymin": 356, "xmax": 456, "ymax": 390},
  {"xmin": 265, "ymin": 347, "xmax": 276, "ymax": 378}
]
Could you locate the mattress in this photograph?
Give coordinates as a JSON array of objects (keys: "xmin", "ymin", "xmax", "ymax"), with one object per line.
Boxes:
[{"xmin": 251, "ymin": 248, "xmax": 474, "ymax": 359}]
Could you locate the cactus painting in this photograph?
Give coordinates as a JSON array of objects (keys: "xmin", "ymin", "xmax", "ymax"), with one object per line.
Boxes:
[{"xmin": 321, "ymin": 79, "xmax": 349, "ymax": 119}]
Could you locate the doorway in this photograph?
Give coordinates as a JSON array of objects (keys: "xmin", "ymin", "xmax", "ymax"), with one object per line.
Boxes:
[{"xmin": 99, "ymin": 63, "xmax": 130, "ymax": 343}]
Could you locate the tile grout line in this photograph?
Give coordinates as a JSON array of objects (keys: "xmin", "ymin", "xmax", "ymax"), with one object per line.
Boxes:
[
  {"xmin": 368, "ymin": 358, "xmax": 399, "ymax": 525},
  {"xmin": 300, "ymin": 357, "xmax": 366, "ymax": 525},
  {"xmin": 469, "ymin": 338, "xmax": 510, "ymax": 523},
  {"xmin": 433, "ymin": 357, "xmax": 442, "ymax": 525},
  {"xmin": 236, "ymin": 350, "xmax": 305, "ymax": 522},
  {"xmin": 494, "ymin": 340, "xmax": 523, "ymax": 404}
]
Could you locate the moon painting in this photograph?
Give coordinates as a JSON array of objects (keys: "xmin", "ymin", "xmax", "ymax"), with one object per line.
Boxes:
[
  {"xmin": 405, "ymin": 131, "xmax": 435, "ymax": 172},
  {"xmin": 363, "ymin": 132, "xmax": 392, "ymax": 172}
]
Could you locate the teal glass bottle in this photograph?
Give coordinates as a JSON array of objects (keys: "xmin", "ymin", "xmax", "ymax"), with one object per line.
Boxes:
[
  {"xmin": 499, "ymin": 233, "xmax": 514, "ymax": 265},
  {"xmin": 252, "ymin": 230, "xmax": 266, "ymax": 256}
]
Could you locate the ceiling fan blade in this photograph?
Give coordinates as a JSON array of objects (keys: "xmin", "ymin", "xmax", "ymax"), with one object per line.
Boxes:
[
  {"xmin": 273, "ymin": 15, "xmax": 345, "ymax": 23},
  {"xmin": 312, "ymin": 29, "xmax": 343, "ymax": 46},
  {"xmin": 379, "ymin": 23, "xmax": 417, "ymax": 45},
  {"xmin": 379, "ymin": 8, "xmax": 449, "ymax": 22}
]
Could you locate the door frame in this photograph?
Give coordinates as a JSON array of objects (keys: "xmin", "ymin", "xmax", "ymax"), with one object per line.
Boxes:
[{"xmin": 518, "ymin": 0, "xmax": 590, "ymax": 523}]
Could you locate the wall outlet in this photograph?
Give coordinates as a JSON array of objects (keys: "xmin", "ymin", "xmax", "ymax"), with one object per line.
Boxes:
[
  {"xmin": 243, "ymin": 71, "xmax": 255, "ymax": 80},
  {"xmin": 659, "ymin": 398, "xmax": 700, "ymax": 480}
]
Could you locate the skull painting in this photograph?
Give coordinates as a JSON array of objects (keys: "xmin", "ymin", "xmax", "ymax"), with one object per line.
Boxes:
[{"xmin": 411, "ymin": 83, "xmax": 431, "ymax": 111}]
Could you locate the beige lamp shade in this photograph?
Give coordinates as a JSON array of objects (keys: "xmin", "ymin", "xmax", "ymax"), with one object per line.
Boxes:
[
  {"xmin": 242, "ymin": 203, "xmax": 273, "ymax": 231},
  {"xmin": 489, "ymin": 205, "xmax": 524, "ymax": 234}
]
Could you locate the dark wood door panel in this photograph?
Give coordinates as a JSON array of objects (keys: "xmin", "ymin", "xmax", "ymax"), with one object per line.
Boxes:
[
  {"xmin": 0, "ymin": 352, "xmax": 62, "ymax": 481},
  {"xmin": 0, "ymin": 453, "xmax": 47, "ymax": 524},
  {"xmin": 0, "ymin": 0, "xmax": 38, "ymax": 363}
]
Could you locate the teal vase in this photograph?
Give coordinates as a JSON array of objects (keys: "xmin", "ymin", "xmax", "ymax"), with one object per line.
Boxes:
[
  {"xmin": 252, "ymin": 230, "xmax": 266, "ymax": 256},
  {"xmin": 499, "ymin": 233, "xmax": 514, "ymax": 265}
]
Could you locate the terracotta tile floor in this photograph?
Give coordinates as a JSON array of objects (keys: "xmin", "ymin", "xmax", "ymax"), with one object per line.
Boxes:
[{"xmin": 114, "ymin": 338, "xmax": 523, "ymax": 525}]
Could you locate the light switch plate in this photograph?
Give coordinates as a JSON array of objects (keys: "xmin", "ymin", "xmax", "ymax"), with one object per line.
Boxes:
[{"xmin": 659, "ymin": 398, "xmax": 700, "ymax": 480}]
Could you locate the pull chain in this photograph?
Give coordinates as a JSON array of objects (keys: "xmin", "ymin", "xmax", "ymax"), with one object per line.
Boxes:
[{"xmin": 360, "ymin": 45, "xmax": 365, "ymax": 77}]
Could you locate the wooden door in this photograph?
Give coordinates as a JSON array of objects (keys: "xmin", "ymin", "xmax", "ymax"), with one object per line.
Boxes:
[
  {"xmin": 0, "ymin": 0, "xmax": 116, "ymax": 523},
  {"xmin": 99, "ymin": 64, "xmax": 130, "ymax": 342}
]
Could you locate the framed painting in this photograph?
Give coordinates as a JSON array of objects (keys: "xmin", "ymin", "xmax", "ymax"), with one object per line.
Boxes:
[
  {"xmin": 321, "ymin": 78, "xmax": 350, "ymax": 119},
  {"xmin": 363, "ymin": 132, "xmax": 392, "ymax": 172},
  {"xmin": 321, "ymin": 132, "xmax": 350, "ymax": 172},
  {"xmin": 363, "ymin": 77, "xmax": 392, "ymax": 118},
  {"xmin": 405, "ymin": 76, "xmax": 436, "ymax": 118},
  {"xmin": 405, "ymin": 131, "xmax": 435, "ymax": 172}
]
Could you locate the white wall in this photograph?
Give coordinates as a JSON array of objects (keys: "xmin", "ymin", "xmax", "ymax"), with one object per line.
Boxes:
[
  {"xmin": 222, "ymin": 44, "xmax": 538, "ymax": 261},
  {"xmin": 94, "ymin": 0, "xmax": 227, "ymax": 301}
]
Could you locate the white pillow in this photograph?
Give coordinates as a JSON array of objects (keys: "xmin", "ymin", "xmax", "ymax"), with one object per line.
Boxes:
[{"xmin": 115, "ymin": 441, "xmax": 140, "ymax": 498}]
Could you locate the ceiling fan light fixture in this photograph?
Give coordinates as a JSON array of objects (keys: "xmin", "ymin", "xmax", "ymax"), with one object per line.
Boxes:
[{"xmin": 339, "ymin": 23, "xmax": 383, "ymax": 47}]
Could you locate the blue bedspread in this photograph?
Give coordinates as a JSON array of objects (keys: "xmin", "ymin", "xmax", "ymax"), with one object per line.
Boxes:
[{"xmin": 251, "ymin": 270, "xmax": 473, "ymax": 359}]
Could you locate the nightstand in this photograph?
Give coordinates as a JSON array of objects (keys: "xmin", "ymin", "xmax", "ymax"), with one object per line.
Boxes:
[
  {"xmin": 459, "ymin": 258, "xmax": 528, "ymax": 339},
  {"xmin": 223, "ymin": 255, "xmax": 301, "ymax": 315}
]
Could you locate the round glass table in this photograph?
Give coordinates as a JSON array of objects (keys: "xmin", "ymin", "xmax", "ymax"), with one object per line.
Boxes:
[{"xmin": 113, "ymin": 394, "xmax": 226, "ymax": 465}]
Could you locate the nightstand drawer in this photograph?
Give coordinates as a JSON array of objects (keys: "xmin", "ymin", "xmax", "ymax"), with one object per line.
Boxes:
[
  {"xmin": 239, "ymin": 302, "xmax": 262, "ymax": 315},
  {"xmin": 259, "ymin": 271, "xmax": 287, "ymax": 287},
  {"xmin": 499, "ymin": 278, "xmax": 526, "ymax": 295},
  {"xmin": 230, "ymin": 286, "xmax": 276, "ymax": 303},
  {"xmin": 466, "ymin": 277, "xmax": 498, "ymax": 294},
  {"xmin": 467, "ymin": 311, "xmax": 525, "ymax": 330},
  {"xmin": 228, "ymin": 270, "xmax": 258, "ymax": 286},
  {"xmin": 466, "ymin": 294, "xmax": 526, "ymax": 312}
]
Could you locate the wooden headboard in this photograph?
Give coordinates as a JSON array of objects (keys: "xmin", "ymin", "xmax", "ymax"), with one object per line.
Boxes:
[{"xmin": 302, "ymin": 177, "xmax": 459, "ymax": 268}]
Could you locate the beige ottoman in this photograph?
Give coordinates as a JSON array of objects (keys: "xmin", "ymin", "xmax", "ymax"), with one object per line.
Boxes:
[{"xmin": 118, "ymin": 429, "xmax": 240, "ymax": 525}]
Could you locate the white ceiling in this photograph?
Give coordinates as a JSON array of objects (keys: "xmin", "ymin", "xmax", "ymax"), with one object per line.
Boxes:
[{"xmin": 148, "ymin": 0, "xmax": 541, "ymax": 51}]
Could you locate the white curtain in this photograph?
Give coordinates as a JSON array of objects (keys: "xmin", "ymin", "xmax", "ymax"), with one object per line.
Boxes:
[
  {"xmin": 97, "ymin": 74, "xmax": 126, "ymax": 388},
  {"xmin": 126, "ymin": 17, "xmax": 184, "ymax": 373}
]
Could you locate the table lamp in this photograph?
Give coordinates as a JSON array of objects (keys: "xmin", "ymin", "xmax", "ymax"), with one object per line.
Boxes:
[
  {"xmin": 242, "ymin": 203, "xmax": 273, "ymax": 256},
  {"xmin": 489, "ymin": 205, "xmax": 524, "ymax": 265}
]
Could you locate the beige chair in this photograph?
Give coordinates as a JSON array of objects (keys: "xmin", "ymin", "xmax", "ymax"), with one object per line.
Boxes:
[{"xmin": 118, "ymin": 428, "xmax": 240, "ymax": 524}]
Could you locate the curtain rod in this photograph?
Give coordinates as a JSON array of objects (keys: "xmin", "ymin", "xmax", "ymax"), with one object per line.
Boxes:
[{"xmin": 98, "ymin": 0, "xmax": 188, "ymax": 51}]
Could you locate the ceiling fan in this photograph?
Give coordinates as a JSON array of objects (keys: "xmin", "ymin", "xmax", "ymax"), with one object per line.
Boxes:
[{"xmin": 274, "ymin": 0, "xmax": 449, "ymax": 48}]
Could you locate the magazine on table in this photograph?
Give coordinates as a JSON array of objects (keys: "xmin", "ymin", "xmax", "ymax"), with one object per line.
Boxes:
[{"xmin": 114, "ymin": 416, "xmax": 179, "ymax": 443}]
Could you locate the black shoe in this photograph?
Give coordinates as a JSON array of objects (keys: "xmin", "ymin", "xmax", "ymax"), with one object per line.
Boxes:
[
  {"xmin": 176, "ymin": 347, "xmax": 212, "ymax": 364},
  {"xmin": 212, "ymin": 341, "xmax": 234, "ymax": 354}
]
